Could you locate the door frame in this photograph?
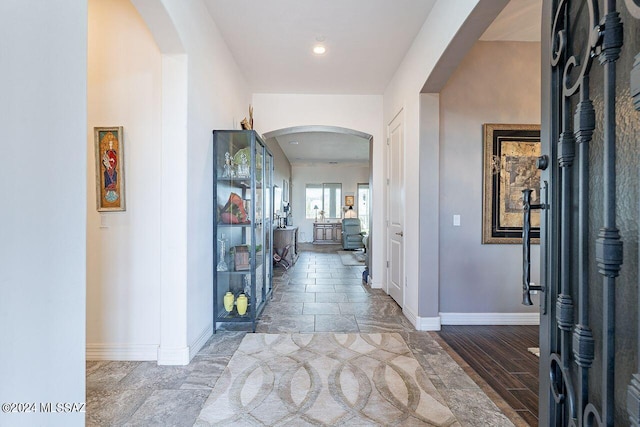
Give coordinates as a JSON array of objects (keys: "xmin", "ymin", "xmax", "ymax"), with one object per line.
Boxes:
[{"xmin": 386, "ymin": 108, "xmax": 405, "ymax": 306}]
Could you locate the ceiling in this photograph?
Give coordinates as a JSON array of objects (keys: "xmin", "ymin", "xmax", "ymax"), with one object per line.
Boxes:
[
  {"xmin": 480, "ymin": 0, "xmax": 542, "ymax": 42},
  {"xmin": 204, "ymin": 0, "xmax": 437, "ymax": 94},
  {"xmin": 272, "ymin": 131, "xmax": 370, "ymax": 166},
  {"xmin": 205, "ymin": 0, "xmax": 542, "ymax": 164}
]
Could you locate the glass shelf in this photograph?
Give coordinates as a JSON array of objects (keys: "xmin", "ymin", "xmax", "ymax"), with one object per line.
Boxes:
[{"xmin": 212, "ymin": 130, "xmax": 273, "ymax": 333}]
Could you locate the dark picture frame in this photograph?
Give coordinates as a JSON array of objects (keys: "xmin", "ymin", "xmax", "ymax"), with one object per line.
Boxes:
[{"xmin": 482, "ymin": 123, "xmax": 541, "ymax": 244}]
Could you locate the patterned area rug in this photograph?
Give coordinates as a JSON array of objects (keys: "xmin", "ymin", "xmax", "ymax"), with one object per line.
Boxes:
[
  {"xmin": 195, "ymin": 333, "xmax": 457, "ymax": 426},
  {"xmin": 337, "ymin": 250, "xmax": 366, "ymax": 266}
]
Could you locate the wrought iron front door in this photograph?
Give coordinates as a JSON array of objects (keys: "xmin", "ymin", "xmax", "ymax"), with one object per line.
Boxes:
[{"xmin": 536, "ymin": 0, "xmax": 640, "ymax": 425}]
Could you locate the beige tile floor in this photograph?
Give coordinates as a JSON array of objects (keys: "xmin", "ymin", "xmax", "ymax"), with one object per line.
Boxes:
[{"xmin": 86, "ymin": 244, "xmax": 515, "ymax": 426}]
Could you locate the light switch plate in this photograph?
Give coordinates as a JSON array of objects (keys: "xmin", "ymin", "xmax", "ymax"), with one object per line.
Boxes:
[{"xmin": 453, "ymin": 215, "xmax": 461, "ymax": 226}]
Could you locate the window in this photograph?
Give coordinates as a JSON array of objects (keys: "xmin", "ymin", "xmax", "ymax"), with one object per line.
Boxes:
[
  {"xmin": 357, "ymin": 183, "xmax": 369, "ymax": 233},
  {"xmin": 305, "ymin": 183, "xmax": 342, "ymax": 219},
  {"xmin": 305, "ymin": 184, "xmax": 323, "ymax": 219}
]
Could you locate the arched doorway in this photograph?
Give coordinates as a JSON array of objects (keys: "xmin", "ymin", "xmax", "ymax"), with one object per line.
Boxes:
[{"xmin": 263, "ymin": 125, "xmax": 374, "ymax": 276}]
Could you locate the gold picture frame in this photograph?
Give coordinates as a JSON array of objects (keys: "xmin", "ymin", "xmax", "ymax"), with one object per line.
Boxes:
[
  {"xmin": 482, "ymin": 124, "xmax": 541, "ymax": 244},
  {"xmin": 345, "ymin": 195, "xmax": 355, "ymax": 207},
  {"xmin": 94, "ymin": 126, "xmax": 126, "ymax": 211}
]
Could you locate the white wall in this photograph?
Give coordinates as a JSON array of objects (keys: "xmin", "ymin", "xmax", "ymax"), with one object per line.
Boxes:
[
  {"xmin": 252, "ymin": 94, "xmax": 384, "ymax": 286},
  {"xmin": 87, "ymin": 0, "xmax": 250, "ymax": 363},
  {"xmin": 160, "ymin": 0, "xmax": 251, "ymax": 357},
  {"xmin": 439, "ymin": 41, "xmax": 541, "ymax": 315},
  {"xmin": 292, "ymin": 164, "xmax": 370, "ymax": 242},
  {"xmin": 0, "ymin": 1, "xmax": 87, "ymax": 426},
  {"xmin": 87, "ymin": 0, "xmax": 162, "ymax": 360}
]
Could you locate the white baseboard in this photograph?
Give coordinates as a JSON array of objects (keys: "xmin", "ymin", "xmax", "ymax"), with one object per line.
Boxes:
[
  {"xmin": 369, "ymin": 278, "xmax": 383, "ymax": 289},
  {"xmin": 189, "ymin": 324, "xmax": 213, "ymax": 360},
  {"xmin": 403, "ymin": 308, "xmax": 441, "ymax": 331},
  {"xmin": 86, "ymin": 343, "xmax": 158, "ymax": 361},
  {"xmin": 440, "ymin": 312, "xmax": 540, "ymax": 325},
  {"xmin": 157, "ymin": 346, "xmax": 190, "ymax": 365},
  {"xmin": 417, "ymin": 316, "xmax": 441, "ymax": 331},
  {"xmin": 403, "ymin": 307, "xmax": 417, "ymax": 326}
]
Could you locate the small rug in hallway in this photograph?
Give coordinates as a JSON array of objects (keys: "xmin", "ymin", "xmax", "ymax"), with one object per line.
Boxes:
[
  {"xmin": 338, "ymin": 250, "xmax": 366, "ymax": 266},
  {"xmin": 528, "ymin": 347, "xmax": 540, "ymax": 357},
  {"xmin": 195, "ymin": 333, "xmax": 457, "ymax": 426}
]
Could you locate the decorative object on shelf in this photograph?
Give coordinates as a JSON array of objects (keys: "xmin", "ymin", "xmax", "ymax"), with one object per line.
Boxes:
[
  {"xmin": 243, "ymin": 274, "xmax": 252, "ymax": 297},
  {"xmin": 314, "ymin": 205, "xmax": 319, "ymax": 222},
  {"xmin": 220, "ymin": 192, "xmax": 249, "ymax": 224},
  {"xmin": 222, "ymin": 152, "xmax": 235, "ymax": 178},
  {"xmin": 236, "ymin": 151, "xmax": 249, "ymax": 177},
  {"xmin": 234, "ymin": 245, "xmax": 250, "ymax": 270},
  {"xmin": 223, "ymin": 292, "xmax": 235, "ymax": 313},
  {"xmin": 482, "ymin": 123, "xmax": 541, "ymax": 244},
  {"xmin": 236, "ymin": 293, "xmax": 248, "ymax": 315},
  {"xmin": 240, "ymin": 105, "xmax": 254, "ymax": 130},
  {"xmin": 233, "ymin": 147, "xmax": 261, "ymax": 181},
  {"xmin": 94, "ymin": 126, "xmax": 126, "ymax": 212},
  {"xmin": 319, "ymin": 210, "xmax": 326, "ymax": 222},
  {"xmin": 217, "ymin": 234, "xmax": 229, "ymax": 271}
]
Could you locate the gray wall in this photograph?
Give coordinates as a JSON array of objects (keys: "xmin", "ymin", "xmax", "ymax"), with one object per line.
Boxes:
[
  {"xmin": 438, "ymin": 41, "xmax": 541, "ymax": 314},
  {"xmin": 265, "ymin": 137, "xmax": 292, "ymax": 211},
  {"xmin": 419, "ymin": 94, "xmax": 441, "ymax": 318}
]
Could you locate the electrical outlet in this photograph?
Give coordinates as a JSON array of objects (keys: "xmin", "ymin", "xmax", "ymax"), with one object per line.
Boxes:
[{"xmin": 453, "ymin": 215, "xmax": 461, "ymax": 226}]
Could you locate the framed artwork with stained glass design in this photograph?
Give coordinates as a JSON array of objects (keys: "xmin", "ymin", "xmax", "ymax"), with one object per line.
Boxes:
[{"xmin": 94, "ymin": 126, "xmax": 126, "ymax": 212}]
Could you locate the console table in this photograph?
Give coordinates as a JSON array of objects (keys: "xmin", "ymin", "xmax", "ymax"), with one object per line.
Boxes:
[
  {"xmin": 313, "ymin": 222, "xmax": 342, "ymax": 244},
  {"xmin": 273, "ymin": 226, "xmax": 298, "ymax": 267}
]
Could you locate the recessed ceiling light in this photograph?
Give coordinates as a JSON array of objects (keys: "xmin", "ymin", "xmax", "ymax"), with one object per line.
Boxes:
[
  {"xmin": 289, "ymin": 140, "xmax": 299, "ymax": 145},
  {"xmin": 313, "ymin": 45, "xmax": 326, "ymax": 55}
]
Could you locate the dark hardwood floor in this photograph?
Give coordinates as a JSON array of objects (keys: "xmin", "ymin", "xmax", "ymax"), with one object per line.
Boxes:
[{"xmin": 438, "ymin": 325, "xmax": 539, "ymax": 426}]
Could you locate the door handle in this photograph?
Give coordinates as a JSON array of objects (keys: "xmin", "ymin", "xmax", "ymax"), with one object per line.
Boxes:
[
  {"xmin": 396, "ymin": 231, "xmax": 404, "ymax": 237},
  {"xmin": 522, "ymin": 189, "xmax": 544, "ymax": 305}
]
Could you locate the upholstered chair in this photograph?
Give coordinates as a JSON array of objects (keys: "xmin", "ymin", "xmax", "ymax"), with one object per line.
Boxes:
[{"xmin": 342, "ymin": 218, "xmax": 365, "ymax": 250}]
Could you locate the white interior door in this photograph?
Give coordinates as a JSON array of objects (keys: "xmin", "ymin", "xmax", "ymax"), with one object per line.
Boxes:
[{"xmin": 387, "ymin": 111, "xmax": 404, "ymax": 306}]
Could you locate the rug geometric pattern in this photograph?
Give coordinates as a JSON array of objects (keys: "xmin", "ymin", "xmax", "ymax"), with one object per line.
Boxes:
[{"xmin": 195, "ymin": 333, "xmax": 458, "ymax": 426}]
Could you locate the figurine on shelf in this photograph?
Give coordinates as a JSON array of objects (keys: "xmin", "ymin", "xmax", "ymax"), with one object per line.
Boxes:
[
  {"xmin": 236, "ymin": 151, "xmax": 249, "ymax": 177},
  {"xmin": 216, "ymin": 234, "xmax": 228, "ymax": 271},
  {"xmin": 222, "ymin": 152, "xmax": 234, "ymax": 178},
  {"xmin": 243, "ymin": 274, "xmax": 251, "ymax": 298},
  {"xmin": 240, "ymin": 105, "xmax": 254, "ymax": 130}
]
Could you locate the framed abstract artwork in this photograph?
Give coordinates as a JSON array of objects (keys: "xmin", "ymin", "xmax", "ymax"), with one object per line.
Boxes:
[
  {"xmin": 94, "ymin": 126, "xmax": 126, "ymax": 212},
  {"xmin": 482, "ymin": 123, "xmax": 541, "ymax": 244}
]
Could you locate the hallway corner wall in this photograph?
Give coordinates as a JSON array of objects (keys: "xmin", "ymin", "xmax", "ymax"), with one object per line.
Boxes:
[
  {"xmin": 438, "ymin": 41, "xmax": 541, "ymax": 316},
  {"xmin": 87, "ymin": 0, "xmax": 162, "ymax": 359},
  {"xmin": 383, "ymin": 0, "xmax": 487, "ymax": 324},
  {"xmin": 418, "ymin": 93, "xmax": 440, "ymax": 322},
  {"xmin": 87, "ymin": 0, "xmax": 251, "ymax": 362},
  {"xmin": 160, "ymin": 0, "xmax": 252, "ymax": 357}
]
